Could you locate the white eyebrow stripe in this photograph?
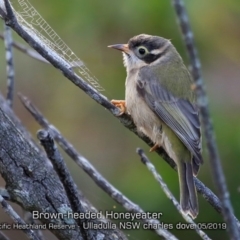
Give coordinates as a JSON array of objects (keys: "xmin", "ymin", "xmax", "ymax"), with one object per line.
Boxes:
[
  {"xmin": 150, "ymin": 49, "xmax": 163, "ymax": 55},
  {"xmin": 149, "ymin": 40, "xmax": 171, "ymax": 55}
]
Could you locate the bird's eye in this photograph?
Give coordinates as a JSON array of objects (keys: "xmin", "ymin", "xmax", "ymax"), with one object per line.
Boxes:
[{"xmin": 137, "ymin": 46, "xmax": 148, "ymax": 56}]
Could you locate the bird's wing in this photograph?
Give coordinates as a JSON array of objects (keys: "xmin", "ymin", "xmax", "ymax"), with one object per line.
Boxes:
[{"xmin": 137, "ymin": 67, "xmax": 202, "ymax": 164}]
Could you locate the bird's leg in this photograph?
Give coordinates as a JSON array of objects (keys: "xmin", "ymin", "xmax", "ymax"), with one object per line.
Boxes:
[
  {"xmin": 149, "ymin": 143, "xmax": 160, "ymax": 152},
  {"xmin": 111, "ymin": 100, "xmax": 126, "ymax": 116}
]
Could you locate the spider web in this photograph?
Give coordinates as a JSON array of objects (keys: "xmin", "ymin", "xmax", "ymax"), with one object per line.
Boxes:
[{"xmin": 9, "ymin": 0, "xmax": 105, "ymax": 91}]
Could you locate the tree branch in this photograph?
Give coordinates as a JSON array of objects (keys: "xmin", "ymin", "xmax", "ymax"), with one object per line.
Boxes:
[
  {"xmin": 0, "ymin": 107, "xmax": 81, "ymax": 239},
  {"xmin": 37, "ymin": 130, "xmax": 93, "ymax": 240},
  {"xmin": 0, "ymin": 91, "xmax": 49, "ymax": 165},
  {"xmin": 0, "ymin": 195, "xmax": 41, "ymax": 240},
  {"xmin": 0, "ymin": 231, "xmax": 10, "ymax": 240},
  {"xmin": 0, "ymin": 106, "xmax": 128, "ymax": 240},
  {"xmin": 3, "ymin": 24, "xmax": 14, "ymax": 108},
  {"xmin": 0, "ymin": 188, "xmax": 10, "ymax": 201},
  {"xmin": 24, "ymin": 212, "xmax": 45, "ymax": 240},
  {"xmin": 0, "ymin": 32, "xmax": 49, "ymax": 64}
]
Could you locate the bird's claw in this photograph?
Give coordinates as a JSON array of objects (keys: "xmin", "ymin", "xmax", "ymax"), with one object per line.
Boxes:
[
  {"xmin": 149, "ymin": 143, "xmax": 160, "ymax": 152},
  {"xmin": 111, "ymin": 99, "xmax": 126, "ymax": 116}
]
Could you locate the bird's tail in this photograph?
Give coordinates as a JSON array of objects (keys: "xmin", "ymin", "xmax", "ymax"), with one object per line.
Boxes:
[{"xmin": 178, "ymin": 161, "xmax": 198, "ymax": 218}]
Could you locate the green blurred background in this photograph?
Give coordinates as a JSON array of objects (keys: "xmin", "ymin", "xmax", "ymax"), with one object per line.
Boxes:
[{"xmin": 0, "ymin": 0, "xmax": 240, "ymax": 239}]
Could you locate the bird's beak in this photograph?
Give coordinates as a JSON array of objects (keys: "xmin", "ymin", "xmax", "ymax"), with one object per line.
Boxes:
[{"xmin": 108, "ymin": 44, "xmax": 130, "ymax": 54}]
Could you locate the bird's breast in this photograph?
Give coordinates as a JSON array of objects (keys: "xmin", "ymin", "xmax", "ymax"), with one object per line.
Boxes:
[{"xmin": 125, "ymin": 73, "xmax": 163, "ymax": 144}]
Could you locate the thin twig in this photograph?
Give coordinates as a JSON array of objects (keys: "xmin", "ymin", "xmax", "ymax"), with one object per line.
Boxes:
[
  {"xmin": 137, "ymin": 148, "xmax": 211, "ymax": 240},
  {"xmin": 0, "ymin": 188, "xmax": 11, "ymax": 201},
  {"xmin": 0, "ymin": 231, "xmax": 10, "ymax": 240},
  {"xmin": 2, "ymin": 0, "xmax": 15, "ymax": 22},
  {"xmin": 0, "ymin": 32, "xmax": 49, "ymax": 63},
  {"xmin": 0, "ymin": 1, "xmax": 7, "ymax": 19},
  {"xmin": 3, "ymin": 24, "xmax": 14, "ymax": 108},
  {"xmin": 37, "ymin": 130, "xmax": 91, "ymax": 240},
  {"xmin": 0, "ymin": 195, "xmax": 41, "ymax": 240},
  {"xmin": 171, "ymin": 0, "xmax": 240, "ymax": 239},
  {"xmin": 19, "ymin": 94, "xmax": 177, "ymax": 240},
  {"xmin": 24, "ymin": 212, "xmax": 45, "ymax": 240}
]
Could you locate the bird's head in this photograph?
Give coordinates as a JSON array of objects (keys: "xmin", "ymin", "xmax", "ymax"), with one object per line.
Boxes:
[{"xmin": 108, "ymin": 34, "xmax": 175, "ymax": 71}]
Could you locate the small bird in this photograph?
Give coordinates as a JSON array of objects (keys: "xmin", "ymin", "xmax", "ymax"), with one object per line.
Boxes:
[{"xmin": 108, "ymin": 34, "xmax": 203, "ymax": 218}]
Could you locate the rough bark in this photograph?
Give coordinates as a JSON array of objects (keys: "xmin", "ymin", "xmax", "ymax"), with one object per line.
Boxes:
[{"xmin": 0, "ymin": 107, "xmax": 127, "ymax": 240}]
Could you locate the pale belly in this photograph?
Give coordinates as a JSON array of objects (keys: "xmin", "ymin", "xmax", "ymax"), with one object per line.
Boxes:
[
  {"xmin": 125, "ymin": 76, "xmax": 178, "ymax": 161},
  {"xmin": 125, "ymin": 77, "xmax": 163, "ymax": 145}
]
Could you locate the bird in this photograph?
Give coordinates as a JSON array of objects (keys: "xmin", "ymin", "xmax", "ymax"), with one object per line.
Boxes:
[{"xmin": 108, "ymin": 34, "xmax": 203, "ymax": 218}]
